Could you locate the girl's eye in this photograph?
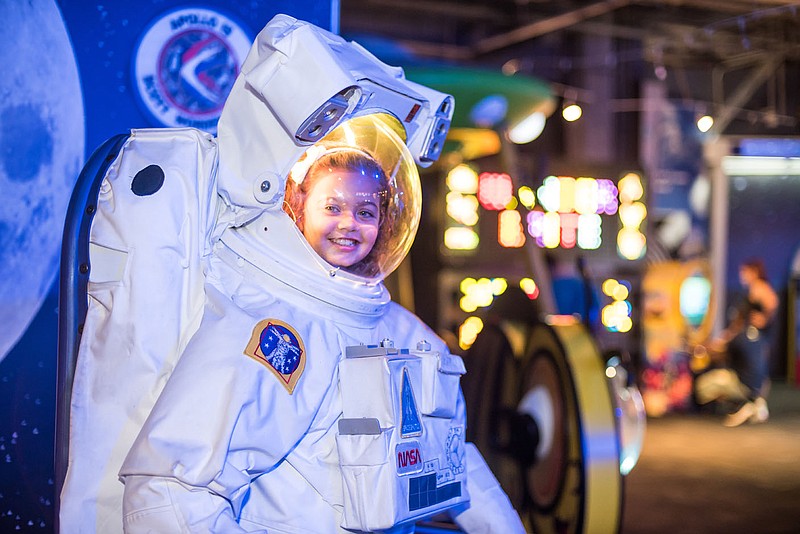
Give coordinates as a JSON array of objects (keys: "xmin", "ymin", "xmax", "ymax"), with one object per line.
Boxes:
[
  {"xmin": 358, "ymin": 209, "xmax": 378, "ymax": 219},
  {"xmin": 324, "ymin": 204, "xmax": 340, "ymax": 213}
]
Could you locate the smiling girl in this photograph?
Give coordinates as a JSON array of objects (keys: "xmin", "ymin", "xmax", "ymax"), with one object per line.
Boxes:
[{"xmin": 285, "ymin": 146, "xmax": 393, "ymax": 277}]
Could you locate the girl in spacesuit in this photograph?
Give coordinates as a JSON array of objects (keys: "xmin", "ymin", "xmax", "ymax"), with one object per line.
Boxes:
[
  {"xmin": 117, "ymin": 115, "xmax": 526, "ymax": 532},
  {"xmin": 52, "ymin": 12, "xmax": 525, "ymax": 533}
]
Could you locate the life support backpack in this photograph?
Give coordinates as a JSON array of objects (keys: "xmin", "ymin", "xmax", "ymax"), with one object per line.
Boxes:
[{"xmin": 57, "ymin": 128, "xmax": 219, "ymax": 533}]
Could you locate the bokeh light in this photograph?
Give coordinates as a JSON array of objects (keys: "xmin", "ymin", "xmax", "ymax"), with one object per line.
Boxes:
[
  {"xmin": 518, "ymin": 186, "xmax": 536, "ymax": 208},
  {"xmin": 696, "ymin": 114, "xmax": 714, "ymax": 133},
  {"xmin": 444, "ymin": 227, "xmax": 479, "ymax": 250},
  {"xmin": 519, "ymin": 277, "xmax": 540, "ymax": 299},
  {"xmin": 508, "ymin": 111, "xmax": 546, "ymax": 144},
  {"xmin": 602, "ymin": 278, "xmax": 633, "ymax": 332},
  {"xmin": 458, "ymin": 316, "xmax": 484, "ymax": 350},
  {"xmin": 446, "ymin": 164, "xmax": 479, "ymax": 194},
  {"xmin": 562, "ymin": 103, "xmax": 583, "ymax": 122},
  {"xmin": 478, "ymin": 172, "xmax": 514, "ymax": 210},
  {"xmin": 498, "ymin": 209, "xmax": 526, "ymax": 248}
]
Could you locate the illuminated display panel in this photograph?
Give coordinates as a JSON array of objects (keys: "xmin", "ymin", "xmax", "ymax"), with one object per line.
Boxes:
[
  {"xmin": 522, "ymin": 175, "xmax": 631, "ymax": 252},
  {"xmin": 444, "ymin": 165, "xmax": 645, "ymax": 259}
]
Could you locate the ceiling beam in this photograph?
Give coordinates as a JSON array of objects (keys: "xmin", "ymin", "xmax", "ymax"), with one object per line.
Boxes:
[
  {"xmin": 473, "ymin": 0, "xmax": 632, "ymax": 55},
  {"xmin": 710, "ymin": 54, "xmax": 783, "ymax": 134}
]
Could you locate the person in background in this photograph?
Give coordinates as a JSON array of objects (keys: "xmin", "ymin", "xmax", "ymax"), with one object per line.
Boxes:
[{"xmin": 697, "ymin": 258, "xmax": 778, "ymax": 426}]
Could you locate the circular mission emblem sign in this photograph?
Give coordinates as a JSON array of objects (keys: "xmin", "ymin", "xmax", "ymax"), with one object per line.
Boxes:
[{"xmin": 134, "ymin": 8, "xmax": 251, "ymax": 133}]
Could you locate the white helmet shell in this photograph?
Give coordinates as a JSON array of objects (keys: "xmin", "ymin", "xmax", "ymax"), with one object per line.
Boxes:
[
  {"xmin": 214, "ymin": 15, "xmax": 453, "ymax": 318},
  {"xmin": 215, "ymin": 14, "xmax": 453, "ymax": 221}
]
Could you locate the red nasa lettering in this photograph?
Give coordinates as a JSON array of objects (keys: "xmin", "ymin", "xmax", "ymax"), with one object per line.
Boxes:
[
  {"xmin": 395, "ymin": 441, "xmax": 424, "ymax": 475},
  {"xmin": 397, "ymin": 448, "xmax": 420, "ymax": 468}
]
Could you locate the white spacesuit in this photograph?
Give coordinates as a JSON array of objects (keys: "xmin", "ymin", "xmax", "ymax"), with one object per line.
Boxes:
[{"xmin": 61, "ymin": 14, "xmax": 525, "ymax": 534}]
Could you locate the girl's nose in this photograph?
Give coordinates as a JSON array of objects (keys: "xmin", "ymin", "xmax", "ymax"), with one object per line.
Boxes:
[{"xmin": 337, "ymin": 210, "xmax": 357, "ymax": 230}]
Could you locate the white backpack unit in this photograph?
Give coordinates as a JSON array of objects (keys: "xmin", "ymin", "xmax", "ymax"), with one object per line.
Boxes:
[{"xmin": 338, "ymin": 342, "xmax": 468, "ymax": 530}]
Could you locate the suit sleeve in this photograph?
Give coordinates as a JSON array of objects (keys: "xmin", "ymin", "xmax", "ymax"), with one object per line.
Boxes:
[
  {"xmin": 123, "ymin": 476, "xmax": 263, "ymax": 534},
  {"xmin": 119, "ymin": 299, "xmax": 324, "ymax": 533}
]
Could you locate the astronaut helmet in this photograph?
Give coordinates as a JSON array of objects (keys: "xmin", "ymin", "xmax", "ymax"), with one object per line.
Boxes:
[{"xmin": 283, "ymin": 113, "xmax": 421, "ymax": 281}]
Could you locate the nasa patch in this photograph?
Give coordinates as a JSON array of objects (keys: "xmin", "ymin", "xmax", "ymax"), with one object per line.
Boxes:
[
  {"xmin": 133, "ymin": 8, "xmax": 251, "ymax": 133},
  {"xmin": 244, "ymin": 319, "xmax": 306, "ymax": 394},
  {"xmin": 396, "ymin": 441, "xmax": 424, "ymax": 476}
]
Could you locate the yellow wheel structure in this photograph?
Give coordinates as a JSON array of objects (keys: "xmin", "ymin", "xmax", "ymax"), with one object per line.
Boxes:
[{"xmin": 518, "ymin": 322, "xmax": 623, "ymax": 533}]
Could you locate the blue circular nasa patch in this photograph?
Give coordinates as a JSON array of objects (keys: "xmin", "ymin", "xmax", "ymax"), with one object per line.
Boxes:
[
  {"xmin": 259, "ymin": 322, "xmax": 303, "ymax": 375},
  {"xmin": 133, "ymin": 8, "xmax": 251, "ymax": 134},
  {"xmin": 245, "ymin": 319, "xmax": 307, "ymax": 394}
]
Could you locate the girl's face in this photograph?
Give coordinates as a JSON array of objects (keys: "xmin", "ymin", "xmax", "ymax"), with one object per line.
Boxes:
[{"xmin": 300, "ymin": 169, "xmax": 382, "ymax": 269}]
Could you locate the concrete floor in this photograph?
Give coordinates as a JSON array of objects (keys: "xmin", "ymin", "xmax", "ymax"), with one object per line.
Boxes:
[{"xmin": 621, "ymin": 382, "xmax": 800, "ymax": 534}]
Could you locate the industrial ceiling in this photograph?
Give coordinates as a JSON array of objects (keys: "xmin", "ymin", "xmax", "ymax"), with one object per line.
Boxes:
[{"xmin": 340, "ymin": 0, "xmax": 800, "ymax": 136}]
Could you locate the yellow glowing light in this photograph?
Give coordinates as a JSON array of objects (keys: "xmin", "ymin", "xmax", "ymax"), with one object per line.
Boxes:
[
  {"xmin": 459, "ymin": 277, "xmax": 477, "ymax": 294},
  {"xmin": 602, "ymin": 278, "xmax": 619, "ymax": 296},
  {"xmin": 542, "ymin": 211, "xmax": 561, "ymax": 248},
  {"xmin": 559, "ymin": 176, "xmax": 576, "ymax": 213},
  {"xmin": 601, "ymin": 305, "xmax": 614, "ymax": 326},
  {"xmin": 446, "ymin": 192, "xmax": 480, "ymax": 226},
  {"xmin": 618, "ymin": 173, "xmax": 643, "ymax": 203},
  {"xmin": 475, "ymin": 289, "xmax": 493, "ymax": 308},
  {"xmin": 444, "ymin": 227, "xmax": 480, "ymax": 250},
  {"xmin": 458, "ymin": 316, "xmax": 485, "ymax": 350},
  {"xmin": 519, "ymin": 277, "xmax": 539, "ymax": 299},
  {"xmin": 464, "ymin": 316, "xmax": 484, "ymax": 330},
  {"xmin": 612, "ymin": 284, "xmax": 630, "ymax": 301},
  {"xmin": 491, "ymin": 278, "xmax": 508, "ymax": 295},
  {"xmin": 498, "ymin": 209, "xmax": 526, "ymax": 248},
  {"xmin": 602, "ymin": 300, "xmax": 632, "ymax": 332},
  {"xmin": 612, "ymin": 300, "xmax": 630, "ymax": 316},
  {"xmin": 619, "ymin": 201, "xmax": 647, "ymax": 229},
  {"xmin": 562, "ymin": 103, "xmax": 583, "ymax": 122},
  {"xmin": 617, "ymin": 228, "xmax": 646, "ymax": 260},
  {"xmin": 574, "ymin": 178, "xmax": 599, "ymax": 214},
  {"xmin": 602, "ymin": 275, "xmax": 634, "ymax": 332},
  {"xmin": 459, "ymin": 295, "xmax": 478, "ymax": 313},
  {"xmin": 469, "ymin": 278, "xmax": 494, "ymax": 307},
  {"xmin": 697, "ymin": 115, "xmax": 714, "ymax": 133},
  {"xmin": 447, "ymin": 164, "xmax": 479, "ymax": 194},
  {"xmin": 518, "ymin": 186, "xmax": 536, "ymax": 208}
]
